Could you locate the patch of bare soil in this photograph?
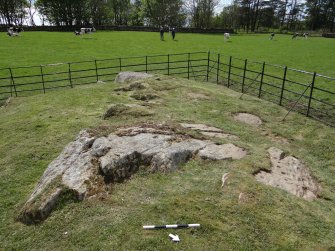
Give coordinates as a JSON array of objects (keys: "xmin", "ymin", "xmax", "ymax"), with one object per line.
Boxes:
[
  {"xmin": 254, "ymin": 147, "xmax": 319, "ymax": 201},
  {"xmin": 0, "ymin": 97, "xmax": 12, "ymax": 108},
  {"xmin": 187, "ymin": 92, "xmax": 210, "ymax": 100},
  {"xmin": 233, "ymin": 112, "xmax": 262, "ymax": 126},
  {"xmin": 262, "ymin": 131, "xmax": 290, "ymax": 144}
]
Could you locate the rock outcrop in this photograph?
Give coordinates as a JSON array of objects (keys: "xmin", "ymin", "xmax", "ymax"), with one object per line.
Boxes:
[
  {"xmin": 18, "ymin": 124, "xmax": 246, "ymax": 224},
  {"xmin": 255, "ymin": 147, "xmax": 319, "ymax": 200}
]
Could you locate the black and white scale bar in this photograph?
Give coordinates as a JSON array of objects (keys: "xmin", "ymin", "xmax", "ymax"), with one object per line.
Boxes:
[{"xmin": 143, "ymin": 224, "xmax": 200, "ymax": 229}]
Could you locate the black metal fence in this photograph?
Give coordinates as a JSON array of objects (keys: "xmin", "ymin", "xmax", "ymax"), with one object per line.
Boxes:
[{"xmin": 0, "ymin": 51, "xmax": 334, "ymax": 126}]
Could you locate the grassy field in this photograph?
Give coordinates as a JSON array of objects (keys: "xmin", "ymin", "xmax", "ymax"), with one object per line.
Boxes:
[
  {"xmin": 0, "ymin": 74, "xmax": 335, "ymax": 250},
  {"xmin": 0, "ymin": 31, "xmax": 334, "ymax": 76}
]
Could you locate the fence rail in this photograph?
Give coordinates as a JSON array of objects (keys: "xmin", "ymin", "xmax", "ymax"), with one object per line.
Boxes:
[{"xmin": 0, "ymin": 51, "xmax": 334, "ymax": 127}]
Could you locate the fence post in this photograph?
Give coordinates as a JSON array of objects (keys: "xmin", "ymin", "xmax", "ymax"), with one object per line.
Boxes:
[
  {"xmin": 40, "ymin": 65, "xmax": 46, "ymax": 94},
  {"xmin": 307, "ymin": 72, "xmax": 316, "ymax": 117},
  {"xmin": 145, "ymin": 56, "xmax": 148, "ymax": 73},
  {"xmin": 68, "ymin": 63, "xmax": 73, "ymax": 88},
  {"xmin": 206, "ymin": 51, "xmax": 210, "ymax": 82},
  {"xmin": 258, "ymin": 62, "xmax": 265, "ymax": 98},
  {"xmin": 216, "ymin": 54, "xmax": 220, "ymax": 84},
  {"xmin": 119, "ymin": 58, "xmax": 122, "ymax": 72},
  {"xmin": 242, "ymin": 59, "xmax": 248, "ymax": 93},
  {"xmin": 95, "ymin": 60, "xmax": 99, "ymax": 82},
  {"xmin": 187, "ymin": 53, "xmax": 190, "ymax": 80},
  {"xmin": 279, "ymin": 66, "xmax": 287, "ymax": 106},
  {"xmin": 9, "ymin": 68, "xmax": 17, "ymax": 97},
  {"xmin": 227, "ymin": 56, "xmax": 232, "ymax": 88},
  {"xmin": 167, "ymin": 54, "xmax": 170, "ymax": 76}
]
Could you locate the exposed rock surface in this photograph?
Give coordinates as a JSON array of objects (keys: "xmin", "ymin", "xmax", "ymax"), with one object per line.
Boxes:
[
  {"xmin": 255, "ymin": 147, "xmax": 319, "ymax": 200},
  {"xmin": 115, "ymin": 72, "xmax": 153, "ymax": 83},
  {"xmin": 180, "ymin": 123, "xmax": 239, "ymax": 140},
  {"xmin": 19, "ymin": 124, "xmax": 246, "ymax": 224},
  {"xmin": 199, "ymin": 143, "xmax": 247, "ymax": 160},
  {"xmin": 233, "ymin": 113, "xmax": 262, "ymax": 126}
]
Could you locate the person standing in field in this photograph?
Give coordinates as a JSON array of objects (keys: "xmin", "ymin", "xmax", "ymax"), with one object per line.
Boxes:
[
  {"xmin": 171, "ymin": 28, "xmax": 176, "ymax": 40},
  {"xmin": 160, "ymin": 27, "xmax": 164, "ymax": 41}
]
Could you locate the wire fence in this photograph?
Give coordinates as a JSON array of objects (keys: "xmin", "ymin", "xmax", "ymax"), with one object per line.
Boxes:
[{"xmin": 0, "ymin": 51, "xmax": 334, "ymax": 126}]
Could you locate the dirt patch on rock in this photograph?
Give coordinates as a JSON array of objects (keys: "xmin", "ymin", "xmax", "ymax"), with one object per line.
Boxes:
[
  {"xmin": 254, "ymin": 147, "xmax": 319, "ymax": 201},
  {"xmin": 233, "ymin": 113, "xmax": 262, "ymax": 126}
]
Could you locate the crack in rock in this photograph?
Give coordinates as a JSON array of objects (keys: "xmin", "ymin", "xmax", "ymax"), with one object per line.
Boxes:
[
  {"xmin": 18, "ymin": 125, "xmax": 247, "ymax": 224},
  {"xmin": 255, "ymin": 147, "xmax": 319, "ymax": 201}
]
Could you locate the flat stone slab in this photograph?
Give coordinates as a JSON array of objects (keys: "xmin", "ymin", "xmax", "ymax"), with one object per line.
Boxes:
[
  {"xmin": 255, "ymin": 147, "xmax": 319, "ymax": 201},
  {"xmin": 233, "ymin": 113, "xmax": 262, "ymax": 126},
  {"xmin": 18, "ymin": 124, "xmax": 247, "ymax": 224},
  {"xmin": 115, "ymin": 72, "xmax": 153, "ymax": 83},
  {"xmin": 180, "ymin": 123, "xmax": 239, "ymax": 140},
  {"xmin": 199, "ymin": 143, "xmax": 247, "ymax": 160}
]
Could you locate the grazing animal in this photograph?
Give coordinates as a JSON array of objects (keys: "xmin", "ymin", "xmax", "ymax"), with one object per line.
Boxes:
[
  {"xmin": 74, "ymin": 27, "xmax": 96, "ymax": 36},
  {"xmin": 269, "ymin": 32, "xmax": 275, "ymax": 40},
  {"xmin": 303, "ymin": 32, "xmax": 309, "ymax": 39},
  {"xmin": 7, "ymin": 27, "xmax": 23, "ymax": 37},
  {"xmin": 224, "ymin": 32, "xmax": 230, "ymax": 40},
  {"xmin": 292, "ymin": 32, "xmax": 299, "ymax": 39}
]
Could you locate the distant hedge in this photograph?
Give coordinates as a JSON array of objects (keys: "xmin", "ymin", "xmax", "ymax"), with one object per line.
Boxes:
[{"xmin": 322, "ymin": 33, "xmax": 335, "ymax": 38}]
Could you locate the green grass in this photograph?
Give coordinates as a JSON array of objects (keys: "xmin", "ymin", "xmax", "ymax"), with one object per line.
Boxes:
[
  {"xmin": 0, "ymin": 31, "xmax": 334, "ymax": 76},
  {"xmin": 0, "ymin": 75, "xmax": 334, "ymax": 250}
]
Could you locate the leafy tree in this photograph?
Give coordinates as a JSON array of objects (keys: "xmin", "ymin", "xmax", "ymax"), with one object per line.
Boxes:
[
  {"xmin": 185, "ymin": 0, "xmax": 219, "ymax": 28},
  {"xmin": 129, "ymin": 0, "xmax": 144, "ymax": 26},
  {"xmin": 306, "ymin": 0, "xmax": 335, "ymax": 31},
  {"xmin": 0, "ymin": 0, "xmax": 28, "ymax": 25},
  {"xmin": 143, "ymin": 0, "xmax": 186, "ymax": 27}
]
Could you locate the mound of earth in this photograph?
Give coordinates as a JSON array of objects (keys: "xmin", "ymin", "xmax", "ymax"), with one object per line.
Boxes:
[
  {"xmin": 115, "ymin": 72, "xmax": 152, "ymax": 83},
  {"xmin": 18, "ymin": 124, "xmax": 247, "ymax": 225},
  {"xmin": 234, "ymin": 112, "xmax": 262, "ymax": 126},
  {"xmin": 102, "ymin": 104, "xmax": 153, "ymax": 119},
  {"xmin": 114, "ymin": 82, "xmax": 149, "ymax": 92},
  {"xmin": 254, "ymin": 147, "xmax": 319, "ymax": 201}
]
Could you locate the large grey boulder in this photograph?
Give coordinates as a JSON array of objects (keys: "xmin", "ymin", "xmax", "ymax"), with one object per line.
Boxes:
[
  {"xmin": 115, "ymin": 72, "xmax": 153, "ymax": 83},
  {"xmin": 18, "ymin": 125, "xmax": 247, "ymax": 224}
]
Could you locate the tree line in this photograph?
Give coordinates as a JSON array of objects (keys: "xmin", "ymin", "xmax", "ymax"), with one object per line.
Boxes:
[{"xmin": 0, "ymin": 0, "xmax": 334, "ymax": 32}]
